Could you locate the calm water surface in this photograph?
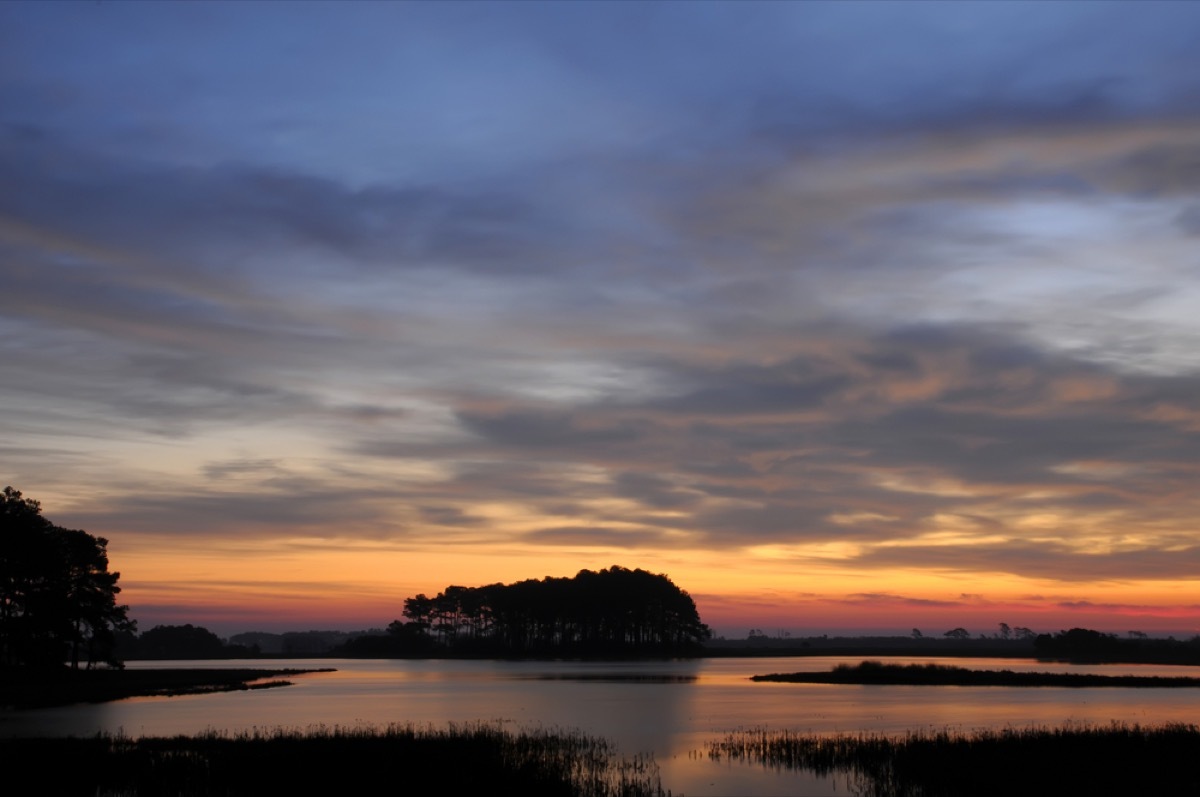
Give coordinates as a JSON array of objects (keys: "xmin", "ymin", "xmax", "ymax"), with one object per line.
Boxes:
[{"xmin": 4, "ymin": 656, "xmax": 1199, "ymax": 796}]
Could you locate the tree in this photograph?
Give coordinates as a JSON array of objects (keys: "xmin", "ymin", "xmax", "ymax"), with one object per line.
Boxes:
[
  {"xmin": 1033, "ymin": 628, "xmax": 1121, "ymax": 661},
  {"xmin": 997, "ymin": 622, "xmax": 1011, "ymax": 640},
  {"xmin": 393, "ymin": 566, "xmax": 710, "ymax": 655},
  {"xmin": 943, "ymin": 627, "xmax": 970, "ymax": 640},
  {"xmin": 0, "ymin": 487, "xmax": 134, "ymax": 668},
  {"xmin": 136, "ymin": 624, "xmax": 225, "ymax": 659}
]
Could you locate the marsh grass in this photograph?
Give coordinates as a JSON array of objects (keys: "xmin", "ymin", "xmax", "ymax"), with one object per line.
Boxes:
[
  {"xmin": 710, "ymin": 721, "xmax": 1200, "ymax": 796},
  {"xmin": 0, "ymin": 723, "xmax": 665, "ymax": 797}
]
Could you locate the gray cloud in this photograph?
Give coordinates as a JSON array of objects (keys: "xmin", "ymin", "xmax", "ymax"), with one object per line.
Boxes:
[
  {"xmin": 522, "ymin": 526, "xmax": 673, "ymax": 549},
  {"xmin": 417, "ymin": 505, "xmax": 484, "ymax": 527},
  {"xmin": 855, "ymin": 542, "xmax": 1200, "ymax": 583},
  {"xmin": 0, "ymin": 125, "xmax": 591, "ymax": 281},
  {"xmin": 457, "ymin": 410, "xmax": 649, "ymax": 450},
  {"xmin": 843, "ymin": 593, "xmax": 966, "ymax": 609},
  {"xmin": 611, "ymin": 471, "xmax": 701, "ymax": 511},
  {"xmin": 319, "ymin": 317, "xmax": 1200, "ymax": 567},
  {"xmin": 4, "ymin": 2, "xmax": 1200, "ymax": 628},
  {"xmin": 61, "ymin": 480, "xmax": 405, "ymax": 539}
]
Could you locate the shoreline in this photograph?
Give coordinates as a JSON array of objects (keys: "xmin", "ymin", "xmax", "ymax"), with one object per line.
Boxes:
[
  {"xmin": 0, "ymin": 667, "xmax": 335, "ymax": 710},
  {"xmin": 752, "ymin": 660, "xmax": 1200, "ymax": 687}
]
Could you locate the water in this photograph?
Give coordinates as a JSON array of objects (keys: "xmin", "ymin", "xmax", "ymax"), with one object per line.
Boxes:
[{"xmin": 4, "ymin": 656, "xmax": 1199, "ymax": 796}]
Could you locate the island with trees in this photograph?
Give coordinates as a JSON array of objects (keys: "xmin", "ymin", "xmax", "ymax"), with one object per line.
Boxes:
[
  {"xmin": 340, "ymin": 565, "xmax": 712, "ymax": 657},
  {"xmin": 751, "ymin": 660, "xmax": 1200, "ymax": 688}
]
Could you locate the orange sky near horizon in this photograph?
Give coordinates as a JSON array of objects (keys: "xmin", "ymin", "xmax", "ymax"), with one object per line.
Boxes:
[{"xmin": 103, "ymin": 526, "xmax": 1200, "ymax": 639}]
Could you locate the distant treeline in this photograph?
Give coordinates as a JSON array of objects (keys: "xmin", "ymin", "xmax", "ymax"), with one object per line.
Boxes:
[
  {"xmin": 228, "ymin": 629, "xmax": 381, "ymax": 655},
  {"xmin": 1034, "ymin": 627, "xmax": 1200, "ymax": 665},
  {"xmin": 340, "ymin": 566, "xmax": 711, "ymax": 657},
  {"xmin": 704, "ymin": 635, "xmax": 1038, "ymax": 658},
  {"xmin": 116, "ymin": 624, "xmax": 256, "ymax": 660},
  {"xmin": 117, "ymin": 625, "xmax": 385, "ymax": 659}
]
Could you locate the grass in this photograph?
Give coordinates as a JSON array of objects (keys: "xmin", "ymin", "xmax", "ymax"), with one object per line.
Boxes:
[
  {"xmin": 0, "ymin": 723, "xmax": 665, "ymax": 797},
  {"xmin": 751, "ymin": 660, "xmax": 1200, "ymax": 687},
  {"xmin": 709, "ymin": 721, "xmax": 1200, "ymax": 796}
]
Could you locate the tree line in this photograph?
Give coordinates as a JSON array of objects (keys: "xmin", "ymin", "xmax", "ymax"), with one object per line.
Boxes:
[
  {"xmin": 1, "ymin": 487, "xmax": 134, "ymax": 668},
  {"xmin": 1034, "ymin": 627, "xmax": 1200, "ymax": 665},
  {"xmin": 345, "ymin": 565, "xmax": 711, "ymax": 657}
]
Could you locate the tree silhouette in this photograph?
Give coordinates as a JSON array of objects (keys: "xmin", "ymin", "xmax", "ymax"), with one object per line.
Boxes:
[
  {"xmin": 0, "ymin": 487, "xmax": 134, "ymax": 668},
  {"xmin": 396, "ymin": 565, "xmax": 710, "ymax": 656},
  {"xmin": 135, "ymin": 624, "xmax": 226, "ymax": 659}
]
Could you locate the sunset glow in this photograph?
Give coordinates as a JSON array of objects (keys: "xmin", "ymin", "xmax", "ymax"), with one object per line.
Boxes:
[{"xmin": 4, "ymin": 1, "xmax": 1200, "ymax": 639}]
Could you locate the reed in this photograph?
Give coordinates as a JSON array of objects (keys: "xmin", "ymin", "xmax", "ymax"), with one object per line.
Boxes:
[
  {"xmin": 710, "ymin": 721, "xmax": 1200, "ymax": 796},
  {"xmin": 0, "ymin": 723, "xmax": 665, "ymax": 797}
]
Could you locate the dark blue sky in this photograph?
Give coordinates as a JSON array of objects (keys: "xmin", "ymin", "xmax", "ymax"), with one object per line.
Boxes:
[{"xmin": 3, "ymin": 2, "xmax": 1200, "ymax": 634}]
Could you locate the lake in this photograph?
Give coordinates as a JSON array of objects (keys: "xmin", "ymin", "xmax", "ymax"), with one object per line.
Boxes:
[{"xmin": 4, "ymin": 656, "xmax": 1199, "ymax": 796}]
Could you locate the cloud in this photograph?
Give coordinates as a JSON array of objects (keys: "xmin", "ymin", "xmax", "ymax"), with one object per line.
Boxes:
[
  {"xmin": 0, "ymin": 125, "xmax": 591, "ymax": 281},
  {"xmin": 457, "ymin": 409, "xmax": 648, "ymax": 450},
  {"xmin": 63, "ymin": 480, "xmax": 405, "ymax": 539},
  {"xmin": 5, "ymin": 2, "xmax": 1200, "ymax": 623},
  {"xmin": 1056, "ymin": 600, "xmax": 1200, "ymax": 615},
  {"xmin": 611, "ymin": 471, "xmax": 701, "ymax": 510},
  {"xmin": 322, "ymin": 318, "xmax": 1200, "ymax": 571},
  {"xmin": 855, "ymin": 541, "xmax": 1200, "ymax": 583},
  {"xmin": 522, "ymin": 526, "xmax": 672, "ymax": 549},
  {"xmin": 417, "ymin": 505, "xmax": 484, "ymax": 527},
  {"xmin": 841, "ymin": 593, "xmax": 971, "ymax": 609}
]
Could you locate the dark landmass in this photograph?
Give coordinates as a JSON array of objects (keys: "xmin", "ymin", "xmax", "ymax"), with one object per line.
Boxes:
[
  {"xmin": 227, "ymin": 629, "xmax": 384, "ymax": 656},
  {"xmin": 0, "ymin": 724, "xmax": 664, "ymax": 797},
  {"xmin": 1034, "ymin": 627, "xmax": 1200, "ymax": 665},
  {"xmin": 105, "ymin": 626, "xmax": 1200, "ymax": 665},
  {"xmin": 0, "ymin": 487, "xmax": 133, "ymax": 670},
  {"xmin": 0, "ymin": 667, "xmax": 335, "ymax": 709},
  {"xmin": 116, "ymin": 626, "xmax": 389, "ymax": 659},
  {"xmin": 705, "ymin": 628, "xmax": 1200, "ymax": 665},
  {"xmin": 346, "ymin": 565, "xmax": 710, "ymax": 658},
  {"xmin": 336, "ymin": 632, "xmax": 1036, "ymax": 661},
  {"xmin": 704, "ymin": 636, "xmax": 1037, "ymax": 659},
  {"xmin": 710, "ymin": 722, "xmax": 1200, "ymax": 796},
  {"xmin": 752, "ymin": 660, "xmax": 1200, "ymax": 687}
]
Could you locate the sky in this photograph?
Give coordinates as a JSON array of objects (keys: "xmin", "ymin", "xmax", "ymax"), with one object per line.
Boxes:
[{"xmin": 3, "ymin": 1, "xmax": 1200, "ymax": 639}]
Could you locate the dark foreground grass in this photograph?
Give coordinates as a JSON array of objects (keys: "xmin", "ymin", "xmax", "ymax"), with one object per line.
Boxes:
[
  {"xmin": 710, "ymin": 722, "xmax": 1200, "ymax": 797},
  {"xmin": 752, "ymin": 660, "xmax": 1200, "ymax": 687},
  {"xmin": 0, "ymin": 723, "xmax": 664, "ymax": 797}
]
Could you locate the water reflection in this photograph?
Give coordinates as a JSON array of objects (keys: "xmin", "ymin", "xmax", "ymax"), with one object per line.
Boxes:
[
  {"xmin": 527, "ymin": 674, "xmax": 698, "ymax": 683},
  {"xmin": 3, "ymin": 656, "xmax": 1199, "ymax": 796}
]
